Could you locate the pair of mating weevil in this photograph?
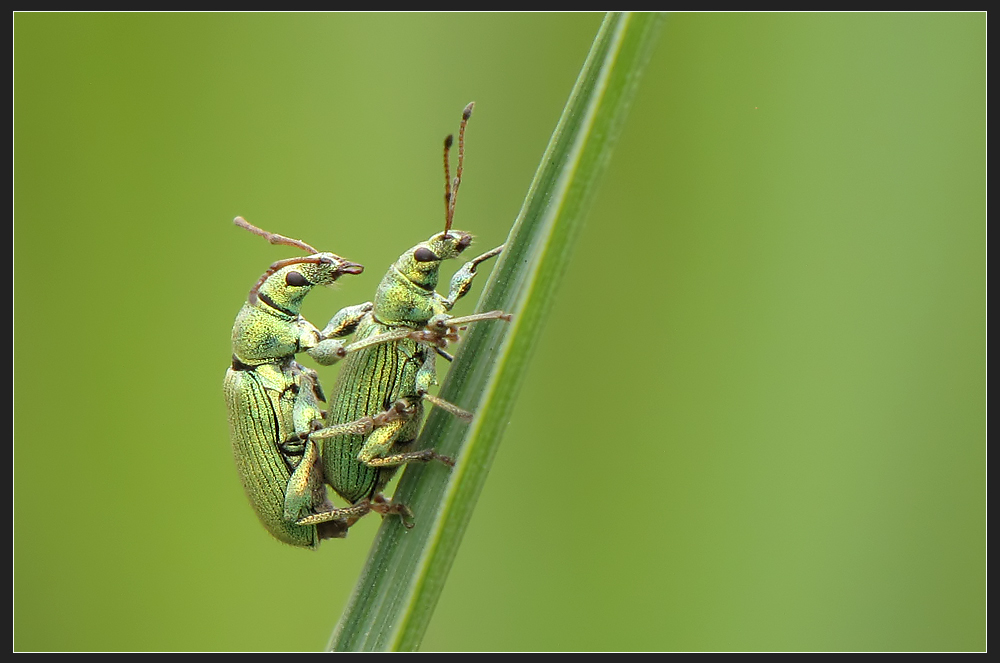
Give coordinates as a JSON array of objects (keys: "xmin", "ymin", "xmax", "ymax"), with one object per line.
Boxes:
[{"xmin": 224, "ymin": 104, "xmax": 509, "ymax": 549}]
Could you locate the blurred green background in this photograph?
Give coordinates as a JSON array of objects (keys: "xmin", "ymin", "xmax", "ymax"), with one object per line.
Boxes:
[{"xmin": 15, "ymin": 13, "xmax": 984, "ymax": 651}]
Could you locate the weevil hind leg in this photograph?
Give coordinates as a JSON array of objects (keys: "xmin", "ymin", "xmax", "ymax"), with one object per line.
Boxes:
[
  {"xmin": 371, "ymin": 494, "xmax": 416, "ymax": 529},
  {"xmin": 295, "ymin": 498, "xmax": 373, "ymax": 527},
  {"xmin": 297, "ymin": 495, "xmax": 415, "ymax": 531},
  {"xmin": 283, "ymin": 439, "xmax": 339, "ymax": 522},
  {"xmin": 282, "ymin": 424, "xmax": 373, "ymax": 531}
]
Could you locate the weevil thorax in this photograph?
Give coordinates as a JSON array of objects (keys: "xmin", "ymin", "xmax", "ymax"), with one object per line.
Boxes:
[{"xmin": 373, "ymin": 230, "xmax": 473, "ymax": 327}]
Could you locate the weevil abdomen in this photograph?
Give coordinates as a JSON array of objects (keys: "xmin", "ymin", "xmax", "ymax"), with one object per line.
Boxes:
[
  {"xmin": 322, "ymin": 317, "xmax": 426, "ymax": 504},
  {"xmin": 226, "ymin": 361, "xmax": 327, "ymax": 548}
]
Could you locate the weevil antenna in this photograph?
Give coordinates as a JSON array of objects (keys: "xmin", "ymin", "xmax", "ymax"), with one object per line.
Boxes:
[
  {"xmin": 234, "ymin": 216, "xmax": 320, "ymax": 255},
  {"xmin": 443, "ymin": 134, "xmax": 454, "ymax": 235},
  {"xmin": 446, "ymin": 102, "xmax": 474, "ymax": 236}
]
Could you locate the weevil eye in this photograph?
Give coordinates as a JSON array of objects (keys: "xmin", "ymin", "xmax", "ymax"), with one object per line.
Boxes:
[
  {"xmin": 285, "ymin": 271, "xmax": 311, "ymax": 287},
  {"xmin": 413, "ymin": 247, "xmax": 439, "ymax": 263}
]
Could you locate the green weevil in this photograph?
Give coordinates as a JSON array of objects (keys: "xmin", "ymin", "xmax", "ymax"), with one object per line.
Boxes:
[
  {"xmin": 305, "ymin": 102, "xmax": 511, "ymax": 531},
  {"xmin": 224, "ymin": 216, "xmax": 375, "ymax": 548}
]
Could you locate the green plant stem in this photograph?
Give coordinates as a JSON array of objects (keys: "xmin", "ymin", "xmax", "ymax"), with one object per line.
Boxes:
[{"xmin": 328, "ymin": 12, "xmax": 665, "ymax": 652}]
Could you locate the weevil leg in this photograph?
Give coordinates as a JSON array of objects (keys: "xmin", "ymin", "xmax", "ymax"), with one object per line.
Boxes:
[
  {"xmin": 303, "ymin": 495, "xmax": 415, "ymax": 529},
  {"xmin": 315, "ymin": 518, "xmax": 351, "ymax": 540},
  {"xmin": 415, "ymin": 350, "xmax": 474, "ymax": 421},
  {"xmin": 435, "ymin": 310, "xmax": 512, "ymax": 327},
  {"xmin": 283, "ymin": 438, "xmax": 352, "ymax": 525},
  {"xmin": 291, "ymin": 364, "xmax": 327, "ymax": 414},
  {"xmin": 415, "ymin": 347, "xmax": 440, "ymax": 393},
  {"xmin": 444, "ymin": 244, "xmax": 504, "ymax": 309},
  {"xmin": 363, "ymin": 447, "xmax": 456, "ymax": 468},
  {"xmin": 315, "ymin": 299, "xmax": 512, "ymax": 368},
  {"xmin": 371, "ymin": 493, "xmax": 416, "ymax": 529},
  {"xmin": 411, "ymin": 310, "xmax": 512, "ymax": 350},
  {"xmin": 308, "ymin": 302, "xmax": 374, "ymax": 366},
  {"xmin": 295, "ymin": 498, "xmax": 373, "ymax": 527},
  {"xmin": 355, "ymin": 419, "xmax": 404, "ymax": 464},
  {"xmin": 309, "ymin": 399, "xmax": 416, "ymax": 441},
  {"xmin": 421, "ymin": 392, "xmax": 473, "ymax": 422},
  {"xmin": 357, "ymin": 418, "xmax": 455, "ymax": 468},
  {"xmin": 308, "ymin": 417, "xmax": 376, "ymax": 440},
  {"xmin": 342, "ymin": 328, "xmax": 415, "ymax": 354},
  {"xmin": 282, "ymin": 365, "xmax": 368, "ymax": 534},
  {"xmin": 320, "ymin": 302, "xmax": 373, "ymax": 338},
  {"xmin": 312, "ymin": 327, "xmax": 429, "ymax": 366}
]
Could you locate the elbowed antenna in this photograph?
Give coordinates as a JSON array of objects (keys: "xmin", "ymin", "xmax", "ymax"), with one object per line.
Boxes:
[
  {"xmin": 442, "ymin": 101, "xmax": 475, "ymax": 237},
  {"xmin": 233, "ymin": 216, "xmax": 362, "ymax": 304},
  {"xmin": 234, "ymin": 215, "xmax": 320, "ymax": 254}
]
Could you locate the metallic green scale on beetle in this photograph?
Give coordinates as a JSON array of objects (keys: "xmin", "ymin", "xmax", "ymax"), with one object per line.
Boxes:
[
  {"xmin": 323, "ymin": 319, "xmax": 425, "ymax": 504},
  {"xmin": 224, "ymin": 218, "xmax": 372, "ymax": 549},
  {"xmin": 316, "ymin": 103, "xmax": 510, "ymax": 527},
  {"xmin": 321, "ymin": 229, "xmax": 474, "ymax": 505},
  {"xmin": 227, "ymin": 103, "xmax": 510, "ymax": 545},
  {"xmin": 226, "ymin": 360, "xmax": 329, "ymax": 547}
]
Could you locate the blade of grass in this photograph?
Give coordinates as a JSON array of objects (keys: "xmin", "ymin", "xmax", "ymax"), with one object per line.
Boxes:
[{"xmin": 329, "ymin": 12, "xmax": 665, "ymax": 651}]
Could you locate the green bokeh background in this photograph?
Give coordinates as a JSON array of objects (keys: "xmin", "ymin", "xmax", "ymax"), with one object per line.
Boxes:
[{"xmin": 15, "ymin": 13, "xmax": 985, "ymax": 651}]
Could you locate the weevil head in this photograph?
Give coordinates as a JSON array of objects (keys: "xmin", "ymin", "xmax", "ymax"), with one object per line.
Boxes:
[
  {"xmin": 393, "ymin": 230, "xmax": 473, "ymax": 290},
  {"xmin": 251, "ymin": 252, "xmax": 363, "ymax": 316}
]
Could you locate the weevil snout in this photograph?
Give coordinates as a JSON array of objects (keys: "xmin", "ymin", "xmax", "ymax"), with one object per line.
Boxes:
[
  {"xmin": 312, "ymin": 253, "xmax": 364, "ymax": 281},
  {"xmin": 429, "ymin": 230, "xmax": 474, "ymax": 260},
  {"xmin": 338, "ymin": 260, "xmax": 364, "ymax": 276}
]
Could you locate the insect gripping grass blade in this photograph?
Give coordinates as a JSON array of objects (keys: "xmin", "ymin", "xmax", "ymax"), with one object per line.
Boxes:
[{"xmin": 330, "ymin": 12, "xmax": 665, "ymax": 652}]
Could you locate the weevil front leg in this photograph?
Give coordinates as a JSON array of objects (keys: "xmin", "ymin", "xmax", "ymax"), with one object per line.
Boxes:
[
  {"xmin": 306, "ymin": 302, "xmax": 373, "ymax": 366},
  {"xmin": 443, "ymin": 244, "xmax": 504, "ymax": 310},
  {"xmin": 307, "ymin": 303, "xmax": 480, "ymax": 366},
  {"xmin": 320, "ymin": 302, "xmax": 374, "ymax": 339}
]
